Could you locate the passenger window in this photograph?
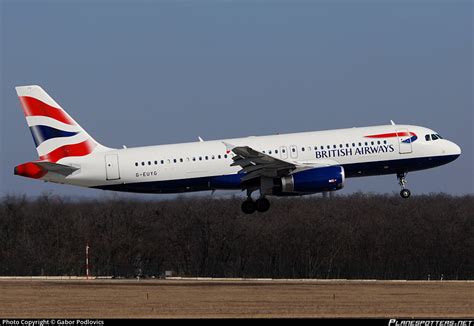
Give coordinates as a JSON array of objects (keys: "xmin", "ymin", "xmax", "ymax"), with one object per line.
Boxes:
[
  {"xmin": 180, "ymin": 158, "xmax": 183, "ymax": 162},
  {"xmin": 211, "ymin": 155, "xmax": 215, "ymax": 160},
  {"xmin": 224, "ymin": 154, "xmax": 228, "ymax": 159},
  {"xmin": 218, "ymin": 155, "xmax": 221, "ymax": 159},
  {"xmin": 425, "ymin": 135, "xmax": 431, "ymax": 141},
  {"xmin": 269, "ymin": 150, "xmax": 272, "ymax": 154},
  {"xmin": 339, "ymin": 144, "xmax": 343, "ymax": 148},
  {"xmin": 352, "ymin": 143, "xmax": 355, "ymax": 147},
  {"xmin": 173, "ymin": 159, "xmax": 177, "ymax": 163},
  {"xmin": 154, "ymin": 160, "xmax": 158, "ymax": 165},
  {"xmin": 135, "ymin": 162, "xmax": 138, "ymax": 167},
  {"xmin": 383, "ymin": 140, "xmax": 387, "ymax": 145},
  {"xmin": 292, "ymin": 148, "xmax": 296, "ymax": 152},
  {"xmin": 359, "ymin": 142, "xmax": 362, "ymax": 146},
  {"xmin": 142, "ymin": 162, "xmax": 145, "ymax": 166},
  {"xmin": 199, "ymin": 157, "xmax": 202, "ymax": 161},
  {"xmin": 327, "ymin": 145, "xmax": 330, "ymax": 149},
  {"xmin": 275, "ymin": 149, "xmax": 279, "ymax": 154},
  {"xmin": 301, "ymin": 148, "xmax": 305, "ymax": 152},
  {"xmin": 377, "ymin": 141, "xmax": 380, "ymax": 145}
]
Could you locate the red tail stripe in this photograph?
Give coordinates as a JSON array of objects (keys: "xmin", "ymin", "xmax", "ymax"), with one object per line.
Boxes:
[
  {"xmin": 19, "ymin": 96, "xmax": 74, "ymax": 125},
  {"xmin": 365, "ymin": 132, "xmax": 415, "ymax": 138},
  {"xmin": 40, "ymin": 139, "xmax": 96, "ymax": 163}
]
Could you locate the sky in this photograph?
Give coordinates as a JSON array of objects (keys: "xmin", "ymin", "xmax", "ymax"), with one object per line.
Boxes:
[{"xmin": 1, "ymin": 0, "xmax": 472, "ymax": 199}]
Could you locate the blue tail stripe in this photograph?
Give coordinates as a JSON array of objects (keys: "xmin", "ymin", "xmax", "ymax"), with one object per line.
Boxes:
[{"xmin": 29, "ymin": 125, "xmax": 79, "ymax": 147}]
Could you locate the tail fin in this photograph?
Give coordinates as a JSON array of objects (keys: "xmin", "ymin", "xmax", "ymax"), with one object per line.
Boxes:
[{"xmin": 15, "ymin": 85, "xmax": 110, "ymax": 162}]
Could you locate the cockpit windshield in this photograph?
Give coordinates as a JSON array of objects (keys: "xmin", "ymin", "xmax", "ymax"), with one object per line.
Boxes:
[{"xmin": 425, "ymin": 133, "xmax": 443, "ymax": 141}]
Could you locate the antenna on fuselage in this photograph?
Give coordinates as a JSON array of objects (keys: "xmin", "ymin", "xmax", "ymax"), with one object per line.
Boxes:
[
  {"xmin": 198, "ymin": 136, "xmax": 204, "ymax": 142},
  {"xmin": 390, "ymin": 120, "xmax": 396, "ymax": 126}
]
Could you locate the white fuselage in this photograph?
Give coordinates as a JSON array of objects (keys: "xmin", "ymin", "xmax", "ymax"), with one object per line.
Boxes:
[{"xmin": 50, "ymin": 124, "xmax": 460, "ymax": 194}]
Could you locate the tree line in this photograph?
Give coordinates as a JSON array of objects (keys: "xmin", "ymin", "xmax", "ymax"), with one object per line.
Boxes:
[{"xmin": 0, "ymin": 193, "xmax": 472, "ymax": 279}]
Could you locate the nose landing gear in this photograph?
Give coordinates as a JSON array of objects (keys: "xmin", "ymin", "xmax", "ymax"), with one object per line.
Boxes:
[{"xmin": 397, "ymin": 172, "xmax": 411, "ymax": 199}]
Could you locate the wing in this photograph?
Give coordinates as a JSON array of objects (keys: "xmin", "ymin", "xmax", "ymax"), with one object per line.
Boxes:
[
  {"xmin": 223, "ymin": 142, "xmax": 333, "ymax": 182},
  {"xmin": 225, "ymin": 142, "xmax": 295, "ymax": 182}
]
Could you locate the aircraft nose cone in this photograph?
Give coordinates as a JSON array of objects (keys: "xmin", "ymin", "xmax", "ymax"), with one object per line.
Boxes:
[
  {"xmin": 447, "ymin": 141, "xmax": 461, "ymax": 158},
  {"xmin": 452, "ymin": 142, "xmax": 461, "ymax": 156}
]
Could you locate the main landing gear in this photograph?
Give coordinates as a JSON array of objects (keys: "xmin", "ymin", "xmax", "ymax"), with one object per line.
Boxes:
[
  {"xmin": 241, "ymin": 190, "xmax": 271, "ymax": 214},
  {"xmin": 397, "ymin": 172, "xmax": 411, "ymax": 199}
]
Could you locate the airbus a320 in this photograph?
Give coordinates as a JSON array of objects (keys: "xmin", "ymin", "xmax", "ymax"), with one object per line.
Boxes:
[{"xmin": 14, "ymin": 85, "xmax": 461, "ymax": 214}]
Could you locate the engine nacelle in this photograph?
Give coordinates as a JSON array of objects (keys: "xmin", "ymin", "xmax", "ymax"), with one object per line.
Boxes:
[{"xmin": 273, "ymin": 166, "xmax": 345, "ymax": 196}]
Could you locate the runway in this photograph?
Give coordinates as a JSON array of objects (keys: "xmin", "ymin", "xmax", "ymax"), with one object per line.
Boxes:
[{"xmin": 0, "ymin": 278, "xmax": 472, "ymax": 318}]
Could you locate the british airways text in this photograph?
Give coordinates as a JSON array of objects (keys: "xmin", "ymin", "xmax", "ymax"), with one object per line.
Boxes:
[{"xmin": 315, "ymin": 144, "xmax": 395, "ymax": 159}]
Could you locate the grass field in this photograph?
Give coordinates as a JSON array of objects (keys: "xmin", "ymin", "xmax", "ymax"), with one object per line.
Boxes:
[{"xmin": 0, "ymin": 279, "xmax": 472, "ymax": 318}]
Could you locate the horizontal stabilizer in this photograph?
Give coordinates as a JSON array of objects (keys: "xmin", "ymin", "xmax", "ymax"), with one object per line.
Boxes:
[{"xmin": 14, "ymin": 161, "xmax": 78, "ymax": 179}]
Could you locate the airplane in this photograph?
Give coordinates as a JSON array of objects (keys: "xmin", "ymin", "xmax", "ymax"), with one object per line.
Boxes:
[{"xmin": 14, "ymin": 85, "xmax": 461, "ymax": 214}]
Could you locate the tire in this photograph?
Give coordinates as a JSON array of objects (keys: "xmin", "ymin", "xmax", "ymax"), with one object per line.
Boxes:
[
  {"xmin": 241, "ymin": 199, "xmax": 256, "ymax": 214},
  {"xmin": 255, "ymin": 197, "xmax": 271, "ymax": 213},
  {"xmin": 400, "ymin": 189, "xmax": 411, "ymax": 199}
]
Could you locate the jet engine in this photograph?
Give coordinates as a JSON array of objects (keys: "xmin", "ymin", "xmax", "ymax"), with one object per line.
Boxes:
[{"xmin": 271, "ymin": 166, "xmax": 345, "ymax": 196}]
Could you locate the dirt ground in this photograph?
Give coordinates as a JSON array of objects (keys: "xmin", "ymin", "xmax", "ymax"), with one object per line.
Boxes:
[{"xmin": 0, "ymin": 279, "xmax": 472, "ymax": 318}]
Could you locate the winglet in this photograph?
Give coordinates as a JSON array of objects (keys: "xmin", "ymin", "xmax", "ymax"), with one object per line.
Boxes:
[{"xmin": 222, "ymin": 141, "xmax": 235, "ymax": 154}]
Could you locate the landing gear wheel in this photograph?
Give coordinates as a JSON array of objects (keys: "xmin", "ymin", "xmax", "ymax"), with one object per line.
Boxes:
[
  {"xmin": 241, "ymin": 199, "xmax": 256, "ymax": 214},
  {"xmin": 397, "ymin": 172, "xmax": 411, "ymax": 199},
  {"xmin": 255, "ymin": 197, "xmax": 270, "ymax": 213},
  {"xmin": 400, "ymin": 189, "xmax": 411, "ymax": 199}
]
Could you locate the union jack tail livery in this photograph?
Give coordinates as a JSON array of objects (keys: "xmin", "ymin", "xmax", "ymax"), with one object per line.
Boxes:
[{"xmin": 15, "ymin": 85, "xmax": 109, "ymax": 162}]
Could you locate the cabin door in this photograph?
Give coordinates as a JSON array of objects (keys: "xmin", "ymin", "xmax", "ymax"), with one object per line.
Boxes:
[
  {"xmin": 105, "ymin": 154, "xmax": 121, "ymax": 180},
  {"xmin": 396, "ymin": 129, "xmax": 413, "ymax": 154}
]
